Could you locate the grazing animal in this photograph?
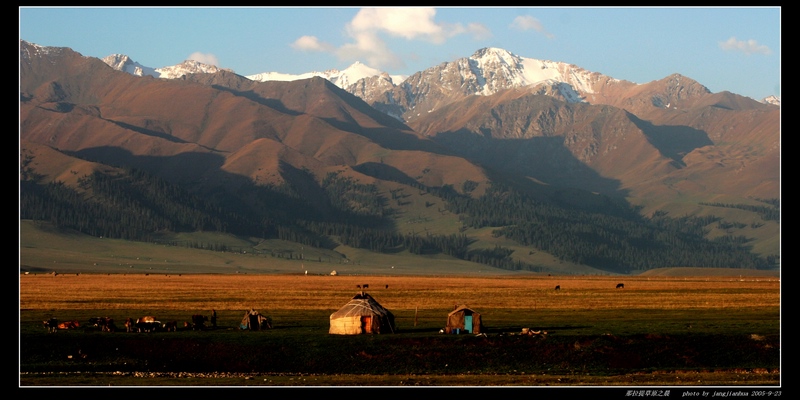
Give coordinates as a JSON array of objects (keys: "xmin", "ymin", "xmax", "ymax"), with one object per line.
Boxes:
[
  {"xmin": 555, "ymin": 285, "xmax": 561, "ymax": 291},
  {"xmin": 57, "ymin": 320, "xmax": 80, "ymax": 330},
  {"xmin": 136, "ymin": 321, "xmax": 161, "ymax": 333},
  {"xmin": 616, "ymin": 283, "xmax": 625, "ymax": 289},
  {"xmin": 102, "ymin": 318, "xmax": 117, "ymax": 332},
  {"xmin": 136, "ymin": 316, "xmax": 160, "ymax": 332},
  {"xmin": 43, "ymin": 318, "xmax": 58, "ymax": 333},
  {"xmin": 163, "ymin": 321, "xmax": 178, "ymax": 332},
  {"xmin": 89, "ymin": 317, "xmax": 113, "ymax": 329},
  {"xmin": 191, "ymin": 314, "xmax": 208, "ymax": 330},
  {"xmin": 124, "ymin": 318, "xmax": 135, "ymax": 332}
]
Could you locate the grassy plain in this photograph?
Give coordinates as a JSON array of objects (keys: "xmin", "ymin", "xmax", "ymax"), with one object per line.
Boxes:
[
  {"xmin": 20, "ymin": 273, "xmax": 780, "ymax": 387},
  {"xmin": 19, "ymin": 220, "xmax": 518, "ymax": 276},
  {"xmin": 19, "ymin": 221, "xmax": 781, "ymax": 387}
]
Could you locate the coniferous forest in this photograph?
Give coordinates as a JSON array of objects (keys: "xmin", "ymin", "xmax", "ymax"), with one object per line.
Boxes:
[{"xmin": 19, "ymin": 158, "xmax": 778, "ymax": 274}]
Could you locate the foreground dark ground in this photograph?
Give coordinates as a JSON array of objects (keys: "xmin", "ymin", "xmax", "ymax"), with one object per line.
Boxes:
[
  {"xmin": 20, "ymin": 322, "xmax": 780, "ymax": 387},
  {"xmin": 20, "ymin": 369, "xmax": 780, "ymax": 387}
]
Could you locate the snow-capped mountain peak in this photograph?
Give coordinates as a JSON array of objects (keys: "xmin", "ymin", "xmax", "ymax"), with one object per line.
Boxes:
[
  {"xmin": 153, "ymin": 59, "xmax": 231, "ymax": 79},
  {"xmin": 98, "ymin": 45, "xmax": 606, "ymax": 108},
  {"xmin": 102, "ymin": 54, "xmax": 158, "ymax": 77},
  {"xmin": 471, "ymin": 47, "xmax": 520, "ymax": 68},
  {"xmin": 93, "ymin": 42, "xmax": 775, "ymax": 120},
  {"xmin": 246, "ymin": 61, "xmax": 405, "ymax": 89},
  {"xmin": 335, "ymin": 61, "xmax": 382, "ymax": 87},
  {"xmin": 762, "ymin": 95, "xmax": 780, "ymax": 106},
  {"xmin": 101, "ymin": 54, "xmax": 229, "ymax": 79},
  {"xmin": 465, "ymin": 47, "xmax": 610, "ymax": 99}
]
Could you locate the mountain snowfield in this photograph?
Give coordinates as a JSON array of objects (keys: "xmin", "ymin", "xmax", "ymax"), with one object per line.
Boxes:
[
  {"xmin": 98, "ymin": 46, "xmax": 780, "ymax": 108},
  {"xmin": 253, "ymin": 47, "xmax": 612, "ymax": 104},
  {"xmin": 443, "ymin": 47, "xmax": 611, "ymax": 100},
  {"xmin": 247, "ymin": 61, "xmax": 406, "ymax": 90},
  {"xmin": 102, "ymin": 53, "xmax": 232, "ymax": 79},
  {"xmin": 98, "ymin": 45, "xmax": 779, "ymax": 107},
  {"xmin": 763, "ymin": 95, "xmax": 781, "ymax": 106}
]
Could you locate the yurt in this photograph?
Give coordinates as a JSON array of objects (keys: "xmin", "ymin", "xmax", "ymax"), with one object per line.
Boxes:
[
  {"xmin": 445, "ymin": 305, "xmax": 482, "ymax": 334},
  {"xmin": 329, "ymin": 292, "xmax": 396, "ymax": 335}
]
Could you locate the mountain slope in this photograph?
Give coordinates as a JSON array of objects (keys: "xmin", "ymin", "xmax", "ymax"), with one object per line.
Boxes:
[
  {"xmin": 20, "ymin": 40, "xmax": 780, "ymax": 273},
  {"xmin": 21, "ymin": 40, "xmax": 492, "ymax": 196},
  {"xmin": 407, "ymin": 86, "xmax": 779, "ymax": 207}
]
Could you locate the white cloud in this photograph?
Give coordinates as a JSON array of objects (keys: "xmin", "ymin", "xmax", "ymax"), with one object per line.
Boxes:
[
  {"xmin": 348, "ymin": 8, "xmax": 448, "ymax": 43},
  {"xmin": 466, "ymin": 22, "xmax": 493, "ymax": 41},
  {"xmin": 291, "ymin": 35, "xmax": 334, "ymax": 52},
  {"xmin": 337, "ymin": 31, "xmax": 405, "ymax": 70},
  {"xmin": 187, "ymin": 52, "xmax": 219, "ymax": 67},
  {"xmin": 292, "ymin": 7, "xmax": 488, "ymax": 70},
  {"xmin": 509, "ymin": 15, "xmax": 554, "ymax": 39},
  {"xmin": 719, "ymin": 36, "xmax": 772, "ymax": 55}
]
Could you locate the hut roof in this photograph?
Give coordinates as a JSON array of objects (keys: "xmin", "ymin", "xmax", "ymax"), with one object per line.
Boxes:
[
  {"xmin": 330, "ymin": 292, "xmax": 392, "ymax": 319},
  {"xmin": 448, "ymin": 305, "xmax": 480, "ymax": 316}
]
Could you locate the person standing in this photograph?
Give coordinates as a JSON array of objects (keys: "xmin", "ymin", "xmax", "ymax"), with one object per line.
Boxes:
[{"xmin": 210, "ymin": 309, "xmax": 217, "ymax": 329}]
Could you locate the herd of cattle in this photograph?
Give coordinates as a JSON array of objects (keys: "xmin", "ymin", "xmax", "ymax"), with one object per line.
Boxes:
[{"xmin": 42, "ymin": 314, "xmax": 212, "ymax": 333}]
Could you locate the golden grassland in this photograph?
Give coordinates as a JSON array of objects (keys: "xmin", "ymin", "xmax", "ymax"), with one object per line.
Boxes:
[
  {"xmin": 20, "ymin": 273, "xmax": 781, "ymax": 387},
  {"xmin": 20, "ymin": 273, "xmax": 780, "ymax": 312}
]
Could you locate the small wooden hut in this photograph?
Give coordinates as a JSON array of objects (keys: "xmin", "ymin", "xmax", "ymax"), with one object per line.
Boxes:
[{"xmin": 445, "ymin": 305, "xmax": 482, "ymax": 334}]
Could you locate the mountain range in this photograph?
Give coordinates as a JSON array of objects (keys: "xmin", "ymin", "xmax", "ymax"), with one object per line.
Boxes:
[{"xmin": 20, "ymin": 40, "xmax": 780, "ymax": 274}]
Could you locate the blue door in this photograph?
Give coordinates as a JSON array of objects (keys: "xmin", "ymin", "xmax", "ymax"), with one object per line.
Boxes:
[{"xmin": 464, "ymin": 315, "xmax": 473, "ymax": 333}]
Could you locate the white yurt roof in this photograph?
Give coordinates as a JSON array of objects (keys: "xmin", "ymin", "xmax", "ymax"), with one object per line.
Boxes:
[{"xmin": 330, "ymin": 293, "xmax": 391, "ymax": 319}]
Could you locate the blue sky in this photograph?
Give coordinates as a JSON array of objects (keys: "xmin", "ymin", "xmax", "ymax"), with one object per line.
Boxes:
[{"xmin": 19, "ymin": 6, "xmax": 781, "ymax": 100}]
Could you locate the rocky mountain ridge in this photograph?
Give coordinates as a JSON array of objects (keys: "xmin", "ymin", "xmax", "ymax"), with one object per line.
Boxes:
[
  {"xmin": 99, "ymin": 45, "xmax": 780, "ymax": 119},
  {"xmin": 20, "ymin": 40, "xmax": 781, "ymax": 272},
  {"xmin": 102, "ymin": 53, "xmax": 233, "ymax": 79}
]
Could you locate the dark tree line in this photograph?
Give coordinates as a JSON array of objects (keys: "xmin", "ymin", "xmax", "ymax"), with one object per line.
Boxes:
[
  {"xmin": 20, "ymin": 168, "xmax": 273, "ymax": 241},
  {"xmin": 20, "ymin": 157, "xmax": 775, "ymax": 273},
  {"xmin": 442, "ymin": 183, "xmax": 774, "ymax": 272},
  {"xmin": 300, "ymin": 220, "xmax": 469, "ymax": 257},
  {"xmin": 465, "ymin": 246, "xmax": 544, "ymax": 272},
  {"xmin": 321, "ymin": 172, "xmax": 387, "ymax": 218},
  {"xmin": 699, "ymin": 200, "xmax": 780, "ymax": 222}
]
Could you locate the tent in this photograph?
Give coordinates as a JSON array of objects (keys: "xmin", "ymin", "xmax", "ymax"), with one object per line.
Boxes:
[
  {"xmin": 445, "ymin": 305, "xmax": 482, "ymax": 334},
  {"xmin": 239, "ymin": 309, "xmax": 272, "ymax": 330},
  {"xmin": 329, "ymin": 292, "xmax": 395, "ymax": 335}
]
